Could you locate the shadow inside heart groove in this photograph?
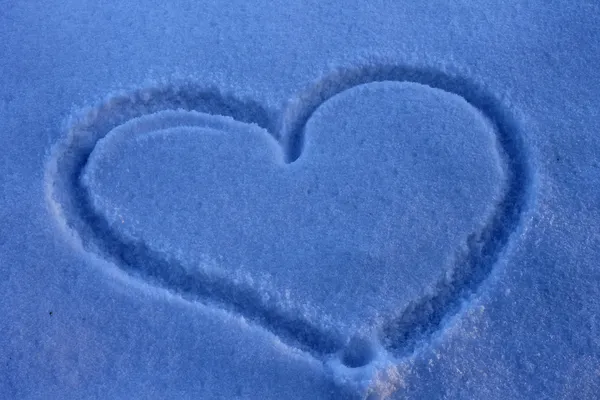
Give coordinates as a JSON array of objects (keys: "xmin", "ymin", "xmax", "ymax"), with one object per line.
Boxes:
[{"xmin": 46, "ymin": 62, "xmax": 533, "ymax": 375}]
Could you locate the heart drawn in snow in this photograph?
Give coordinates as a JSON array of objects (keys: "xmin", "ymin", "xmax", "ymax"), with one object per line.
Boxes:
[{"xmin": 46, "ymin": 62, "xmax": 532, "ymax": 393}]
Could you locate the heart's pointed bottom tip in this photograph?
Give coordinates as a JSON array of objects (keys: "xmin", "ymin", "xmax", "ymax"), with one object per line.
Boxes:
[{"xmin": 326, "ymin": 337, "xmax": 404, "ymax": 399}]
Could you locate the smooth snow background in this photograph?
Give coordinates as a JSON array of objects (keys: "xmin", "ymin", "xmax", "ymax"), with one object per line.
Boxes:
[{"xmin": 1, "ymin": 1, "xmax": 599, "ymax": 399}]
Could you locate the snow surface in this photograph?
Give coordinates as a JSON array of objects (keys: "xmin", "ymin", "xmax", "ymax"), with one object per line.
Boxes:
[{"xmin": 1, "ymin": 1, "xmax": 599, "ymax": 399}]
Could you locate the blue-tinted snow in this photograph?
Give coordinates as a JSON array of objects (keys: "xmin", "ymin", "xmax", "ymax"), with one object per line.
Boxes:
[
  {"xmin": 1, "ymin": 1, "xmax": 599, "ymax": 399},
  {"xmin": 82, "ymin": 82, "xmax": 503, "ymax": 344}
]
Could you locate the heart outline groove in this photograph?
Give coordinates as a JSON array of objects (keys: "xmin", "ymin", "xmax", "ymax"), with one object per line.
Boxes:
[{"xmin": 46, "ymin": 61, "xmax": 534, "ymax": 393}]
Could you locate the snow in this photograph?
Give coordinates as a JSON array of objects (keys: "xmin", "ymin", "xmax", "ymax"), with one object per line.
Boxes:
[{"xmin": 1, "ymin": 1, "xmax": 599, "ymax": 399}]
